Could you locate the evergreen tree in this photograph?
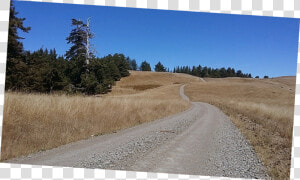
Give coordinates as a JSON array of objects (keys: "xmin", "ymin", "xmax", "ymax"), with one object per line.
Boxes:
[
  {"xmin": 154, "ymin": 61, "xmax": 166, "ymax": 72},
  {"xmin": 202, "ymin": 67, "xmax": 209, "ymax": 77},
  {"xmin": 88, "ymin": 58, "xmax": 113, "ymax": 94},
  {"xmin": 140, "ymin": 61, "xmax": 151, "ymax": 71},
  {"xmin": 6, "ymin": 1, "xmax": 31, "ymax": 90},
  {"xmin": 24, "ymin": 48, "xmax": 68, "ymax": 92},
  {"xmin": 191, "ymin": 66, "xmax": 197, "ymax": 76},
  {"xmin": 65, "ymin": 19, "xmax": 93, "ymax": 87},
  {"xmin": 226, "ymin": 67, "xmax": 235, "ymax": 77},
  {"xmin": 112, "ymin": 54, "xmax": 130, "ymax": 77},
  {"xmin": 80, "ymin": 72, "xmax": 98, "ymax": 94},
  {"xmin": 126, "ymin": 57, "xmax": 138, "ymax": 70},
  {"xmin": 132, "ymin": 59, "xmax": 138, "ymax": 70},
  {"xmin": 5, "ymin": 12, "xmax": 132, "ymax": 95},
  {"xmin": 220, "ymin": 67, "xmax": 227, "ymax": 77},
  {"xmin": 150, "ymin": 63, "xmax": 251, "ymax": 79},
  {"xmin": 196, "ymin": 65, "xmax": 202, "ymax": 76},
  {"xmin": 236, "ymin": 70, "xmax": 243, "ymax": 77}
]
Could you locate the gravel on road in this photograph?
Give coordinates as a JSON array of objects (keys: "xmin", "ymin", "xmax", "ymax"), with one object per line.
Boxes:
[{"xmin": 7, "ymin": 85, "xmax": 269, "ymax": 179}]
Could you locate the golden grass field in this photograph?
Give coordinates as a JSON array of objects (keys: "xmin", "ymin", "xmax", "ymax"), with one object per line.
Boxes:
[
  {"xmin": 1, "ymin": 71, "xmax": 296, "ymax": 180},
  {"xmin": 185, "ymin": 76, "xmax": 296, "ymax": 180},
  {"xmin": 1, "ymin": 71, "xmax": 200, "ymax": 160}
]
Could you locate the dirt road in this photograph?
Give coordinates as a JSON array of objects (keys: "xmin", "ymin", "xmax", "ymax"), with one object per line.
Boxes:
[
  {"xmin": 7, "ymin": 85, "xmax": 268, "ymax": 178},
  {"xmin": 199, "ymin": 77, "xmax": 206, "ymax": 83}
]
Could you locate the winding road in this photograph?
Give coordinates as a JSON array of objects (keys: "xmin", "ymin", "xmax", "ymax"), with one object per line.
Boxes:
[{"xmin": 7, "ymin": 85, "xmax": 268, "ymax": 179}]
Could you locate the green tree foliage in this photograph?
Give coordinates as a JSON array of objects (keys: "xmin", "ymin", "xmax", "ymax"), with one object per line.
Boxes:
[
  {"xmin": 126, "ymin": 57, "xmax": 138, "ymax": 70},
  {"xmin": 84, "ymin": 54, "xmax": 131, "ymax": 94},
  {"xmin": 63, "ymin": 19, "xmax": 130, "ymax": 94},
  {"xmin": 6, "ymin": 49, "xmax": 131, "ymax": 94},
  {"xmin": 236, "ymin": 70, "xmax": 242, "ymax": 77},
  {"xmin": 154, "ymin": 61, "xmax": 166, "ymax": 72},
  {"xmin": 264, "ymin": 75, "xmax": 269, "ymax": 79},
  {"xmin": 111, "ymin": 54, "xmax": 130, "ymax": 77},
  {"xmin": 5, "ymin": 11, "xmax": 131, "ymax": 95},
  {"xmin": 6, "ymin": 1, "xmax": 31, "ymax": 90},
  {"xmin": 5, "ymin": 2, "xmax": 256, "ymax": 94},
  {"xmin": 140, "ymin": 61, "xmax": 151, "ymax": 71},
  {"xmin": 173, "ymin": 65, "xmax": 252, "ymax": 78},
  {"xmin": 65, "ymin": 19, "xmax": 93, "ymax": 86},
  {"xmin": 255, "ymin": 76, "xmax": 259, "ymax": 78},
  {"xmin": 24, "ymin": 48, "xmax": 68, "ymax": 92}
]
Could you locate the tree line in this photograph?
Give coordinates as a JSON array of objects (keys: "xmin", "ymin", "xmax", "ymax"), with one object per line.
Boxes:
[
  {"xmin": 173, "ymin": 65, "xmax": 252, "ymax": 78},
  {"xmin": 139, "ymin": 61, "xmax": 253, "ymax": 78},
  {"xmin": 126, "ymin": 60, "xmax": 168, "ymax": 72},
  {"xmin": 7, "ymin": 2, "xmax": 132, "ymax": 94},
  {"xmin": 7, "ymin": 1, "xmax": 261, "ymax": 95}
]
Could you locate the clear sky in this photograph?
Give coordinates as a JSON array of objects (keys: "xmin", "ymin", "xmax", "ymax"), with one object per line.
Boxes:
[{"xmin": 15, "ymin": 0, "xmax": 300, "ymax": 77}]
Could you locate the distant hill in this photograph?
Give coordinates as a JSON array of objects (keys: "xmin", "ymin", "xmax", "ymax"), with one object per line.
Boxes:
[{"xmin": 107, "ymin": 71, "xmax": 202, "ymax": 96}]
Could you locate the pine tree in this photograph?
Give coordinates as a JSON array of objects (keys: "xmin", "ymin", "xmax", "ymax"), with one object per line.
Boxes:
[
  {"xmin": 65, "ymin": 19, "xmax": 94, "ymax": 88},
  {"xmin": 154, "ymin": 61, "xmax": 166, "ymax": 72},
  {"xmin": 236, "ymin": 70, "xmax": 242, "ymax": 77},
  {"xmin": 126, "ymin": 57, "xmax": 138, "ymax": 70},
  {"xmin": 65, "ymin": 19, "xmax": 93, "ymax": 62},
  {"xmin": 140, "ymin": 61, "xmax": 151, "ymax": 71},
  {"xmin": 6, "ymin": 1, "xmax": 31, "ymax": 90},
  {"xmin": 7, "ymin": 1, "xmax": 31, "ymax": 60},
  {"xmin": 220, "ymin": 67, "xmax": 227, "ymax": 77},
  {"xmin": 112, "ymin": 54, "xmax": 130, "ymax": 77}
]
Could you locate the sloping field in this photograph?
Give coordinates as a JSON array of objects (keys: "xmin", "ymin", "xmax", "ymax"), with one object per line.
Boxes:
[
  {"xmin": 1, "ymin": 71, "xmax": 200, "ymax": 160},
  {"xmin": 185, "ymin": 76, "xmax": 296, "ymax": 180},
  {"xmin": 107, "ymin": 71, "xmax": 201, "ymax": 96},
  {"xmin": 1, "ymin": 71, "xmax": 295, "ymax": 179},
  {"xmin": 6, "ymin": 85, "xmax": 269, "ymax": 179}
]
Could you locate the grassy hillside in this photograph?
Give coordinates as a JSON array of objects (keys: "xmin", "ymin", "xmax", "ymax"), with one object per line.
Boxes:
[
  {"xmin": 107, "ymin": 71, "xmax": 201, "ymax": 96},
  {"xmin": 1, "ymin": 71, "xmax": 200, "ymax": 160},
  {"xmin": 185, "ymin": 76, "xmax": 296, "ymax": 180},
  {"xmin": 1, "ymin": 71, "xmax": 295, "ymax": 180}
]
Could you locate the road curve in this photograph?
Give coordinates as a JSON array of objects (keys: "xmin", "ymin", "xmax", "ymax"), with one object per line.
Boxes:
[{"xmin": 7, "ymin": 85, "xmax": 268, "ymax": 179}]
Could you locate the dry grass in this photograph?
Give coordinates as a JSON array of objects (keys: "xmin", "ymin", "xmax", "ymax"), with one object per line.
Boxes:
[
  {"xmin": 108, "ymin": 71, "xmax": 201, "ymax": 96},
  {"xmin": 185, "ymin": 77, "xmax": 296, "ymax": 180},
  {"xmin": 1, "ymin": 71, "xmax": 199, "ymax": 160},
  {"xmin": 121, "ymin": 84, "xmax": 161, "ymax": 91},
  {"xmin": 2, "ymin": 69, "xmax": 292, "ymax": 179}
]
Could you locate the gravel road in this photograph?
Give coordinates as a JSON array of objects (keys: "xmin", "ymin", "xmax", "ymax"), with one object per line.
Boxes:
[
  {"xmin": 7, "ymin": 85, "xmax": 269, "ymax": 179},
  {"xmin": 199, "ymin": 78, "xmax": 206, "ymax": 83}
]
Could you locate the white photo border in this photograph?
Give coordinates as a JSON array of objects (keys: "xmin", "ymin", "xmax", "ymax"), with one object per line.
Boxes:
[{"xmin": 0, "ymin": 0, "xmax": 299, "ymax": 179}]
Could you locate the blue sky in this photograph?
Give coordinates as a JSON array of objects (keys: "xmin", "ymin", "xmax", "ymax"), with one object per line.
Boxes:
[{"xmin": 15, "ymin": 1, "xmax": 300, "ymax": 77}]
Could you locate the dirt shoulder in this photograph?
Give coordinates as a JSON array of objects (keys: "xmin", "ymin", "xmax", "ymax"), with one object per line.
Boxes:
[
  {"xmin": 185, "ymin": 77, "xmax": 295, "ymax": 179},
  {"xmin": 6, "ymin": 85, "xmax": 269, "ymax": 179}
]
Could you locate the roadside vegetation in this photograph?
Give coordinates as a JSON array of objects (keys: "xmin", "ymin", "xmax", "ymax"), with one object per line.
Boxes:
[
  {"xmin": 1, "ymin": 71, "xmax": 201, "ymax": 160},
  {"xmin": 3, "ymin": 2, "xmax": 294, "ymax": 180},
  {"xmin": 185, "ymin": 76, "xmax": 295, "ymax": 180}
]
